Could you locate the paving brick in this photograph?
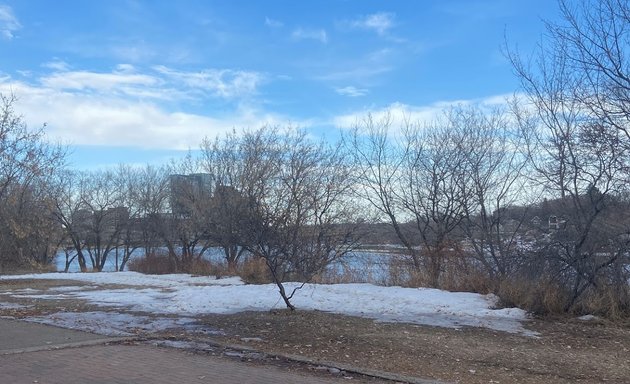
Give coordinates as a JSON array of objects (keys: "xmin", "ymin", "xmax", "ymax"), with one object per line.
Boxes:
[
  {"xmin": 0, "ymin": 318, "xmax": 115, "ymax": 352},
  {"xmin": 0, "ymin": 344, "xmax": 351, "ymax": 384}
]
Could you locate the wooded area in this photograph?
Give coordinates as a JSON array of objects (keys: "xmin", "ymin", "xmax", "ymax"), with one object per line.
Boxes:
[{"xmin": 0, "ymin": 0, "xmax": 628, "ymax": 315}]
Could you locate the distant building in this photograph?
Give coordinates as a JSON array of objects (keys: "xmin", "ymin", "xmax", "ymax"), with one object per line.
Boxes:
[
  {"xmin": 71, "ymin": 208, "xmax": 93, "ymax": 234},
  {"xmin": 548, "ymin": 215, "xmax": 567, "ymax": 230},
  {"xmin": 169, "ymin": 173, "xmax": 213, "ymax": 216},
  {"xmin": 102, "ymin": 206, "xmax": 129, "ymax": 235},
  {"xmin": 69, "ymin": 206, "xmax": 129, "ymax": 240},
  {"xmin": 531, "ymin": 216, "xmax": 542, "ymax": 227}
]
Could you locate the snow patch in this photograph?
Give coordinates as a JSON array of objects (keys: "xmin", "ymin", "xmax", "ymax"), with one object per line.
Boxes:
[
  {"xmin": 0, "ymin": 302, "xmax": 30, "ymax": 309},
  {"xmin": 0, "ymin": 271, "xmax": 244, "ymax": 288},
  {"xmin": 26, "ymin": 311, "xmax": 200, "ymax": 336},
  {"xmin": 3, "ymin": 272, "xmax": 536, "ymax": 336}
]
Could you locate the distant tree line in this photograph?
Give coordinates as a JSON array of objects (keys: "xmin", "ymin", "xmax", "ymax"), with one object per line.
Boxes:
[{"xmin": 0, "ymin": 0, "xmax": 627, "ymax": 314}]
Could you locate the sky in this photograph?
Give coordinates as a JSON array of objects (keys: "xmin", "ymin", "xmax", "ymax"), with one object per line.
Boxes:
[{"xmin": 0, "ymin": 0, "xmax": 560, "ymax": 169}]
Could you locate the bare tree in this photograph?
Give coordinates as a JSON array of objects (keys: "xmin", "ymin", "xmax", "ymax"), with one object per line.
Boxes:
[
  {"xmin": 549, "ymin": 0, "xmax": 630, "ymax": 144},
  {"xmin": 345, "ymin": 115, "xmax": 421, "ymax": 271},
  {"xmin": 139, "ymin": 166, "xmax": 171, "ymax": 261},
  {"xmin": 206, "ymin": 185, "xmax": 250, "ymax": 271},
  {"xmin": 113, "ymin": 165, "xmax": 169, "ymax": 271},
  {"xmin": 0, "ymin": 93, "xmax": 66, "ymax": 272},
  {"xmin": 508, "ymin": 0, "xmax": 630, "ymax": 312},
  {"xmin": 51, "ymin": 170, "xmax": 89, "ymax": 272},
  {"xmin": 159, "ymin": 155, "xmax": 214, "ymax": 272},
  {"xmin": 79, "ymin": 170, "xmax": 128, "ymax": 272},
  {"xmin": 400, "ymin": 118, "xmax": 470, "ymax": 288},
  {"xmin": 200, "ymin": 132, "xmax": 253, "ymax": 270},
  {"xmin": 245, "ymin": 129, "xmax": 361, "ymax": 309},
  {"xmin": 347, "ymin": 113, "xmax": 471, "ymax": 288},
  {"xmin": 452, "ymin": 106, "xmax": 532, "ymax": 283},
  {"xmin": 203, "ymin": 128, "xmax": 361, "ymax": 309}
]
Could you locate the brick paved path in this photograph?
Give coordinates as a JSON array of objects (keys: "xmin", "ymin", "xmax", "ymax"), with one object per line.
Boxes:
[
  {"xmin": 0, "ymin": 343, "xmax": 351, "ymax": 384},
  {"xmin": 0, "ymin": 319, "xmax": 371, "ymax": 384},
  {"xmin": 0, "ymin": 317, "xmax": 117, "ymax": 352}
]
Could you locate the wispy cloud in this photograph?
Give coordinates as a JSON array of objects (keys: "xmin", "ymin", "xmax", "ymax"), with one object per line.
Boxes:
[
  {"xmin": 42, "ymin": 59, "xmax": 71, "ymax": 72},
  {"xmin": 0, "ymin": 68, "xmax": 295, "ymax": 150},
  {"xmin": 313, "ymin": 48, "xmax": 395, "ymax": 84},
  {"xmin": 154, "ymin": 66, "xmax": 265, "ymax": 99},
  {"xmin": 292, "ymin": 28, "xmax": 327, "ymax": 44},
  {"xmin": 41, "ymin": 70, "xmax": 158, "ymax": 91},
  {"xmin": 0, "ymin": 5, "xmax": 21, "ymax": 40},
  {"xmin": 30, "ymin": 65, "xmax": 265, "ymax": 102},
  {"xmin": 0, "ymin": 63, "xmax": 286, "ymax": 149},
  {"xmin": 333, "ymin": 95, "xmax": 515, "ymax": 130},
  {"xmin": 265, "ymin": 17, "xmax": 283, "ymax": 28},
  {"xmin": 349, "ymin": 12, "xmax": 395, "ymax": 35},
  {"xmin": 335, "ymin": 86, "xmax": 368, "ymax": 97}
]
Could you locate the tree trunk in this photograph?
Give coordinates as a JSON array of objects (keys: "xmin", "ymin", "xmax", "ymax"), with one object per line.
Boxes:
[
  {"xmin": 77, "ymin": 251, "xmax": 87, "ymax": 272},
  {"xmin": 276, "ymin": 280, "xmax": 295, "ymax": 311}
]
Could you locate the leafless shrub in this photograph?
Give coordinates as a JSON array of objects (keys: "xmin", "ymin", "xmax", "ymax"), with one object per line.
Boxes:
[
  {"xmin": 127, "ymin": 251, "xmax": 175, "ymax": 275},
  {"xmin": 497, "ymin": 277, "xmax": 569, "ymax": 315},
  {"xmin": 0, "ymin": 93, "xmax": 66, "ymax": 272},
  {"xmin": 505, "ymin": 0, "xmax": 630, "ymax": 316},
  {"xmin": 238, "ymin": 256, "xmax": 272, "ymax": 284}
]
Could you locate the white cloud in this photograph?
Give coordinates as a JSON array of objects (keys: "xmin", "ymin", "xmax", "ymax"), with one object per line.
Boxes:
[
  {"xmin": 333, "ymin": 95, "xmax": 515, "ymax": 130},
  {"xmin": 335, "ymin": 86, "xmax": 368, "ymax": 97},
  {"xmin": 292, "ymin": 28, "xmax": 328, "ymax": 44},
  {"xmin": 0, "ymin": 5, "xmax": 21, "ymax": 40},
  {"xmin": 41, "ymin": 71, "xmax": 158, "ymax": 91},
  {"xmin": 350, "ymin": 12, "xmax": 395, "ymax": 35},
  {"xmin": 314, "ymin": 48, "xmax": 395, "ymax": 83},
  {"xmin": 154, "ymin": 66, "xmax": 265, "ymax": 99},
  {"xmin": 42, "ymin": 60, "xmax": 70, "ymax": 72},
  {"xmin": 265, "ymin": 17, "xmax": 283, "ymax": 28},
  {"xmin": 0, "ymin": 65, "xmax": 290, "ymax": 150},
  {"xmin": 115, "ymin": 63, "xmax": 136, "ymax": 73},
  {"xmin": 31, "ymin": 65, "xmax": 264, "ymax": 102}
]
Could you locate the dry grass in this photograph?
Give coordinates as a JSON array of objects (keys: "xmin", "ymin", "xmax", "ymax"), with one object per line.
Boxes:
[
  {"xmin": 573, "ymin": 284, "xmax": 630, "ymax": 319},
  {"xmin": 495, "ymin": 276, "xmax": 630, "ymax": 318},
  {"xmin": 497, "ymin": 277, "xmax": 568, "ymax": 315},
  {"xmin": 127, "ymin": 251, "xmax": 174, "ymax": 274},
  {"xmin": 0, "ymin": 262, "xmax": 57, "ymax": 275},
  {"xmin": 380, "ymin": 254, "xmax": 495, "ymax": 293},
  {"xmin": 127, "ymin": 251, "xmax": 223, "ymax": 276},
  {"xmin": 198, "ymin": 310, "xmax": 630, "ymax": 384},
  {"xmin": 127, "ymin": 252, "xmax": 271, "ymax": 283},
  {"xmin": 238, "ymin": 257, "xmax": 272, "ymax": 284}
]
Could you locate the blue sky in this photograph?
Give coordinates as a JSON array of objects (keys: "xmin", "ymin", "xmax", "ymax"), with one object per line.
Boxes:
[{"xmin": 0, "ymin": 0, "xmax": 559, "ymax": 169}]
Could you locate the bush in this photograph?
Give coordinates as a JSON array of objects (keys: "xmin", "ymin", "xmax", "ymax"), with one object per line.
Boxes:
[
  {"xmin": 496, "ymin": 277, "xmax": 568, "ymax": 315},
  {"xmin": 239, "ymin": 257, "xmax": 272, "ymax": 284},
  {"xmin": 128, "ymin": 251, "xmax": 228, "ymax": 277},
  {"xmin": 127, "ymin": 251, "xmax": 174, "ymax": 274},
  {"xmin": 189, "ymin": 259, "xmax": 226, "ymax": 277},
  {"xmin": 382, "ymin": 253, "xmax": 495, "ymax": 293},
  {"xmin": 573, "ymin": 282, "xmax": 630, "ymax": 319},
  {"xmin": 0, "ymin": 260, "xmax": 57, "ymax": 275}
]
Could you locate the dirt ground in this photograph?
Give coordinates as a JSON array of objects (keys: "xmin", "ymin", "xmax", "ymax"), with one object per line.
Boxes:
[{"xmin": 1, "ymin": 278, "xmax": 629, "ymax": 384}]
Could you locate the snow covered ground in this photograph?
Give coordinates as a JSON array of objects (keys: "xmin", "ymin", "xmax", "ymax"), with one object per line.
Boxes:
[{"xmin": 0, "ymin": 272, "xmax": 536, "ymax": 336}]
